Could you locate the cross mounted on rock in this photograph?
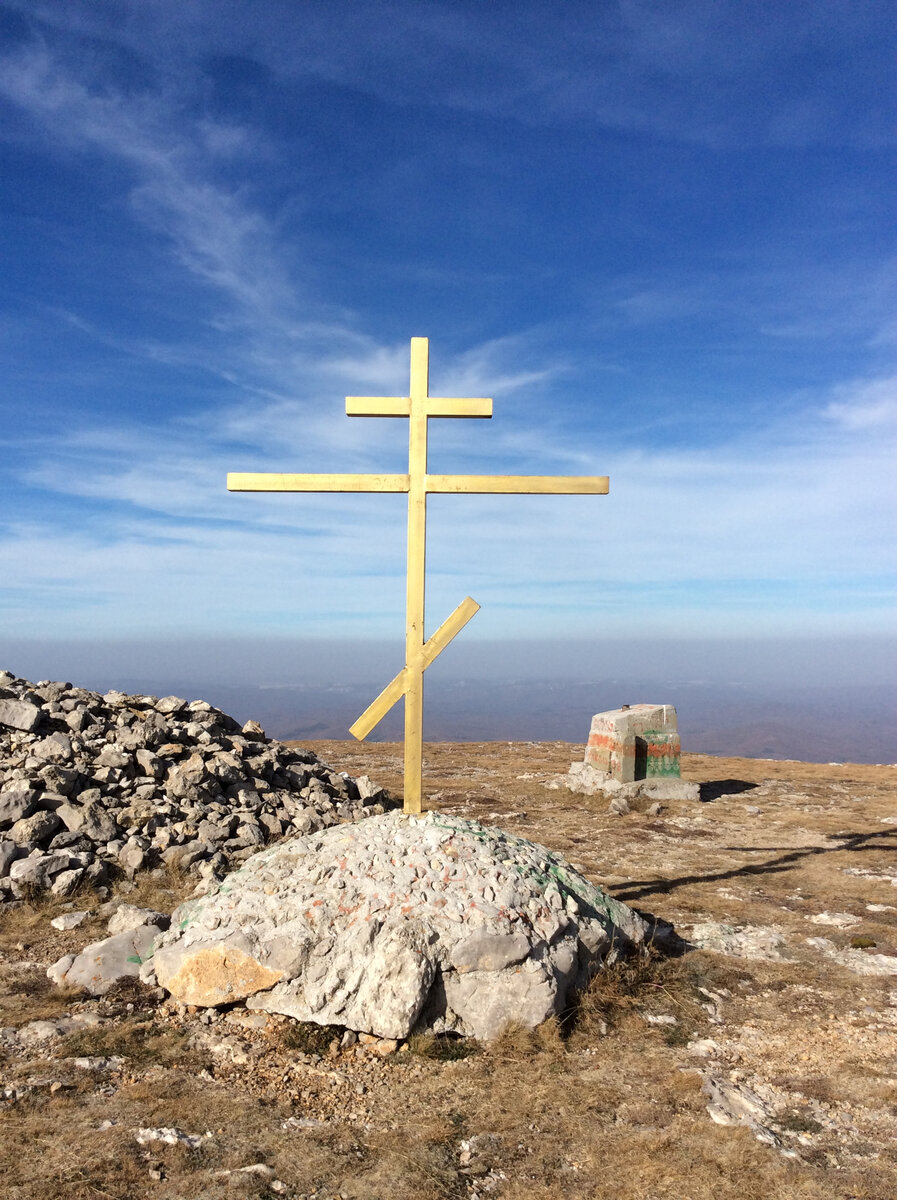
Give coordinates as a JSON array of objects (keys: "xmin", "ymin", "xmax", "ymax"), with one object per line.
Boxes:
[{"xmin": 228, "ymin": 337, "xmax": 608, "ymax": 814}]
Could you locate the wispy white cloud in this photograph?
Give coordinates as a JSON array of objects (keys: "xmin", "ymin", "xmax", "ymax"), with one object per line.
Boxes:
[
  {"xmin": 823, "ymin": 375, "xmax": 897, "ymax": 431},
  {"xmin": 1, "ymin": 37, "xmax": 568, "ymax": 434},
  {"xmin": 5, "ymin": 0, "xmax": 892, "ymax": 149},
  {"xmin": 0, "ymin": 43, "xmax": 298, "ymax": 331},
  {"xmin": 608, "ymin": 257, "xmax": 897, "ymax": 352},
  {"xmin": 4, "ymin": 363, "xmax": 894, "ymax": 639}
]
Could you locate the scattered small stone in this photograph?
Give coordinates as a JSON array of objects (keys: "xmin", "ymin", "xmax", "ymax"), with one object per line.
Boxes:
[
  {"xmin": 223, "ymin": 1011, "xmax": 270, "ymax": 1031},
  {"xmin": 358, "ymin": 1032, "xmax": 400, "ymax": 1056},
  {"xmin": 134, "ymin": 1127, "xmax": 213, "ymax": 1148},
  {"xmin": 14, "ymin": 1012, "xmax": 102, "ymax": 1046},
  {"xmin": 50, "ymin": 910, "xmax": 89, "ymax": 931},
  {"xmin": 107, "ymin": 904, "xmax": 170, "ymax": 935},
  {"xmin": 807, "ymin": 911, "xmax": 860, "ymax": 928},
  {"xmin": 214, "ymin": 1164, "xmax": 275, "ymax": 1181},
  {"xmin": 687, "ymin": 1038, "xmax": 722, "ymax": 1057},
  {"xmin": 71, "ymin": 1055, "xmax": 124, "ymax": 1071},
  {"xmin": 703, "ymin": 1074, "xmax": 782, "ymax": 1147}
]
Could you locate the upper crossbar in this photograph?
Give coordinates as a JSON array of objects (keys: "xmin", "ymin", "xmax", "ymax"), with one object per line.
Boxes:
[{"xmin": 346, "ymin": 396, "xmax": 493, "ymax": 418}]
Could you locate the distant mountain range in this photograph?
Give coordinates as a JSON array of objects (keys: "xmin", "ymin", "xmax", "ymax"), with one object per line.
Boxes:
[{"xmin": 87, "ymin": 676, "xmax": 896, "ymax": 765}]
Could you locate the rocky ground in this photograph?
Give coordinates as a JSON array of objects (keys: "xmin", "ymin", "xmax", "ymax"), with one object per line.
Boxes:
[{"xmin": 0, "ymin": 736, "xmax": 895, "ymax": 1200}]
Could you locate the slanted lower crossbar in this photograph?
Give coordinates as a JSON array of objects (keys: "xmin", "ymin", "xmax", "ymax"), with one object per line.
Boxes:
[{"xmin": 349, "ymin": 596, "xmax": 480, "ymax": 743}]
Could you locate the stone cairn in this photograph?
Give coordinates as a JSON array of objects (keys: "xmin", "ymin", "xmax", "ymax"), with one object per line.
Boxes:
[{"xmin": 0, "ymin": 669, "xmax": 388, "ymax": 902}]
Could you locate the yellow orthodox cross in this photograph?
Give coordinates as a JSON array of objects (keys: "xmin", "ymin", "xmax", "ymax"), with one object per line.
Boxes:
[{"xmin": 228, "ymin": 337, "xmax": 608, "ymax": 814}]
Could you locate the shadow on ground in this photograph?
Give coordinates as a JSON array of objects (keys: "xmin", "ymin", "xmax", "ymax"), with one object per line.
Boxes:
[
  {"xmin": 699, "ymin": 779, "xmax": 759, "ymax": 802},
  {"xmin": 613, "ymin": 828, "xmax": 897, "ymax": 903}
]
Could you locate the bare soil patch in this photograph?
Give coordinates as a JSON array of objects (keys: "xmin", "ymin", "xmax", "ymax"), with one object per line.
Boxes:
[{"xmin": 1, "ymin": 742, "xmax": 895, "ymax": 1199}]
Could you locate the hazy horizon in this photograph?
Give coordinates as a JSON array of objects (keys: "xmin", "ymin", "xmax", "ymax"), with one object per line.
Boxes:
[
  {"xmin": 1, "ymin": 6, "xmax": 894, "ymax": 767},
  {"xmin": 2, "ymin": 633, "xmax": 895, "ymax": 690},
  {"xmin": 2, "ymin": 634, "xmax": 894, "ymax": 765}
]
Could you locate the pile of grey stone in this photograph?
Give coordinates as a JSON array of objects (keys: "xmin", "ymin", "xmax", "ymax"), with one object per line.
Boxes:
[{"xmin": 0, "ymin": 670, "xmax": 388, "ymax": 901}]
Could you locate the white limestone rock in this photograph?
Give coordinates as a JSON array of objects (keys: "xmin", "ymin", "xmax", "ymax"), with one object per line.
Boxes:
[
  {"xmin": 107, "ymin": 903, "xmax": 170, "ymax": 935},
  {"xmin": 50, "ymin": 910, "xmax": 89, "ymax": 931},
  {"xmin": 0, "ymin": 699, "xmax": 42, "ymax": 733},
  {"xmin": 685, "ymin": 921, "xmax": 787, "ymax": 961},
  {"xmin": 0, "ymin": 783, "xmax": 39, "ymax": 827},
  {"xmin": 150, "ymin": 811, "xmax": 648, "ymax": 1040},
  {"xmin": 806, "ymin": 936, "xmax": 897, "ymax": 976},
  {"xmin": 48, "ymin": 923, "xmax": 163, "ymax": 995}
]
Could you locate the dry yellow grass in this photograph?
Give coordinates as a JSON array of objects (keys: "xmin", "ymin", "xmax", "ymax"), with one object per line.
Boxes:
[{"xmin": 0, "ymin": 741, "xmax": 894, "ymax": 1198}]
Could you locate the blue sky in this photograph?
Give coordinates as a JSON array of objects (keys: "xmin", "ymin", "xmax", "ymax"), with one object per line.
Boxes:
[{"xmin": 0, "ymin": 1, "xmax": 894, "ymax": 669}]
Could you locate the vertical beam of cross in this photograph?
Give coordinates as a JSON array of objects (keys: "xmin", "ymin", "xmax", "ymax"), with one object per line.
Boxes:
[
  {"xmin": 228, "ymin": 337, "xmax": 608, "ymax": 814},
  {"xmin": 404, "ymin": 338, "xmax": 431, "ymax": 814}
]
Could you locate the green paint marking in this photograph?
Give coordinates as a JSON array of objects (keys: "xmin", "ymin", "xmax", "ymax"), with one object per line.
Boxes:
[{"xmin": 427, "ymin": 813, "xmax": 621, "ymax": 924}]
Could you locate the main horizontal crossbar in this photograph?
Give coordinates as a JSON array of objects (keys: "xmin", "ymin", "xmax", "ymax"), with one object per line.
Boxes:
[
  {"xmin": 228, "ymin": 472, "xmax": 608, "ymax": 495},
  {"xmin": 227, "ymin": 473, "xmax": 410, "ymax": 493},
  {"xmin": 426, "ymin": 475, "xmax": 609, "ymax": 495}
]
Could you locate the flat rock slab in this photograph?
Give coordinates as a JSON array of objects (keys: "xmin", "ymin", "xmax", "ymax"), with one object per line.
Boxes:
[
  {"xmin": 684, "ymin": 921, "xmax": 787, "ymax": 961},
  {"xmin": 0, "ymin": 699, "xmax": 42, "ymax": 733},
  {"xmin": 48, "ymin": 924, "xmax": 162, "ymax": 995},
  {"xmin": 150, "ymin": 812, "xmax": 649, "ymax": 1040}
]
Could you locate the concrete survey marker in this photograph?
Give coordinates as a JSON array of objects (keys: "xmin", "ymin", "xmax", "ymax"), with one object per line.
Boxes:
[
  {"xmin": 566, "ymin": 704, "xmax": 699, "ymax": 801},
  {"xmin": 587, "ymin": 704, "xmax": 683, "ymax": 782},
  {"xmin": 228, "ymin": 337, "xmax": 608, "ymax": 813}
]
